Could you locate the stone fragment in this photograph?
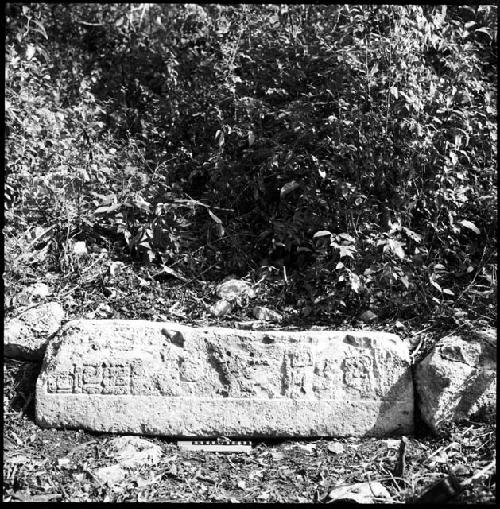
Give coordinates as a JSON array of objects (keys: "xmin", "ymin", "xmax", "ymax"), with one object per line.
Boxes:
[
  {"xmin": 94, "ymin": 464, "xmax": 127, "ymax": 485},
  {"xmin": 253, "ymin": 306, "xmax": 283, "ymax": 322},
  {"xmin": 36, "ymin": 320, "xmax": 413, "ymax": 437},
  {"xmin": 236, "ymin": 320, "xmax": 269, "ymax": 330},
  {"xmin": 328, "ymin": 481, "xmax": 392, "ymax": 503},
  {"xmin": 72, "ymin": 241, "xmax": 88, "ymax": 256},
  {"xmin": 108, "ymin": 261, "xmax": 125, "ymax": 278},
  {"xmin": 107, "ymin": 436, "xmax": 162, "ymax": 468},
  {"xmin": 209, "ymin": 299, "xmax": 233, "ymax": 317},
  {"xmin": 5, "ymin": 302, "xmax": 65, "ymax": 361},
  {"xmin": 359, "ymin": 310, "xmax": 378, "ymax": 323},
  {"xmin": 28, "ymin": 283, "xmax": 51, "ymax": 300},
  {"xmin": 415, "ymin": 329, "xmax": 496, "ymax": 434},
  {"xmin": 381, "ymin": 438, "xmax": 401, "ymax": 450},
  {"xmin": 327, "ymin": 442, "xmax": 344, "ymax": 454},
  {"xmin": 216, "ymin": 279, "xmax": 255, "ymax": 302}
]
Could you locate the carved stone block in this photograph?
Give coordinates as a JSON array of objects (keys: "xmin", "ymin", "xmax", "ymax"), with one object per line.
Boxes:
[{"xmin": 36, "ymin": 320, "xmax": 413, "ymax": 437}]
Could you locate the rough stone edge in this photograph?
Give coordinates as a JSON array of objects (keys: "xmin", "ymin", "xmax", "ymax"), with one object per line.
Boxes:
[
  {"xmin": 35, "ymin": 319, "xmax": 414, "ymax": 437},
  {"xmin": 4, "ymin": 302, "xmax": 66, "ymax": 361}
]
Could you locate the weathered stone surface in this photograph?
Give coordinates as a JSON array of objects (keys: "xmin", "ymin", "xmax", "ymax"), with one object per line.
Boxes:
[
  {"xmin": 416, "ymin": 329, "xmax": 496, "ymax": 434},
  {"xmin": 36, "ymin": 320, "xmax": 413, "ymax": 437},
  {"xmin": 253, "ymin": 306, "xmax": 283, "ymax": 322},
  {"xmin": 5, "ymin": 302, "xmax": 65, "ymax": 361},
  {"xmin": 208, "ymin": 299, "xmax": 233, "ymax": 317},
  {"xmin": 216, "ymin": 279, "xmax": 255, "ymax": 302},
  {"xmin": 94, "ymin": 464, "xmax": 127, "ymax": 485}
]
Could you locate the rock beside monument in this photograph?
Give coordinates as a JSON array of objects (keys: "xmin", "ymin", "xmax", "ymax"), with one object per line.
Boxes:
[
  {"xmin": 4, "ymin": 302, "xmax": 65, "ymax": 361},
  {"xmin": 36, "ymin": 320, "xmax": 413, "ymax": 437},
  {"xmin": 253, "ymin": 306, "xmax": 283, "ymax": 322},
  {"xmin": 216, "ymin": 279, "xmax": 255, "ymax": 302},
  {"xmin": 415, "ymin": 329, "xmax": 496, "ymax": 434}
]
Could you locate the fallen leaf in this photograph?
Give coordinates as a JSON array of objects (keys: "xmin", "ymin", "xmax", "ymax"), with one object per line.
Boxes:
[
  {"xmin": 460, "ymin": 220, "xmax": 480, "ymax": 234},
  {"xmin": 280, "ymin": 180, "xmax": 301, "ymax": 198}
]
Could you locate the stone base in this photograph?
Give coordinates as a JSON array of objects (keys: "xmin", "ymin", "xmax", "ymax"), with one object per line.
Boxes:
[{"xmin": 36, "ymin": 320, "xmax": 414, "ymax": 437}]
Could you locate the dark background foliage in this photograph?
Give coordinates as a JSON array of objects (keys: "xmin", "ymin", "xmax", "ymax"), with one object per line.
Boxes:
[{"xmin": 5, "ymin": 4, "xmax": 497, "ymax": 327}]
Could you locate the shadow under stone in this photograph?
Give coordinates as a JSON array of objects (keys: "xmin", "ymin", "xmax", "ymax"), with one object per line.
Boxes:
[{"xmin": 4, "ymin": 358, "xmax": 42, "ymax": 420}]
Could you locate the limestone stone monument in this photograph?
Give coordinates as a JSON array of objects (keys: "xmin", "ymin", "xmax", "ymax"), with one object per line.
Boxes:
[{"xmin": 36, "ymin": 320, "xmax": 414, "ymax": 437}]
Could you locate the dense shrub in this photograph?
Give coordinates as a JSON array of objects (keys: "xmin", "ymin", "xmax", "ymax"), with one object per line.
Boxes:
[{"xmin": 5, "ymin": 4, "xmax": 497, "ymax": 324}]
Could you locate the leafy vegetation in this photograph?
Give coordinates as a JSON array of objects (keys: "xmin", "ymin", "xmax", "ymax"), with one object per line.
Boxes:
[
  {"xmin": 5, "ymin": 4, "xmax": 496, "ymax": 328},
  {"xmin": 3, "ymin": 6, "xmax": 497, "ymax": 503}
]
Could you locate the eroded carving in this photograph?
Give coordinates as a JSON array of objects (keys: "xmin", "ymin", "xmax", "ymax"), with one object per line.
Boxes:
[
  {"xmin": 44, "ymin": 331, "xmax": 408, "ymax": 401},
  {"xmin": 47, "ymin": 362, "xmax": 133, "ymax": 395},
  {"xmin": 343, "ymin": 355, "xmax": 374, "ymax": 394}
]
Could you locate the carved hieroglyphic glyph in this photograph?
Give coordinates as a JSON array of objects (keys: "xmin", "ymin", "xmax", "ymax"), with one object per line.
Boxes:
[{"xmin": 36, "ymin": 320, "xmax": 413, "ymax": 437}]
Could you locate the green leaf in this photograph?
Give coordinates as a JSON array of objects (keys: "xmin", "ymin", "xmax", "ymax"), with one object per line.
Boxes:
[
  {"xmin": 402, "ymin": 227, "xmax": 422, "ymax": 243},
  {"xmin": 280, "ymin": 181, "xmax": 300, "ymax": 198},
  {"xmin": 208, "ymin": 209, "xmax": 225, "ymax": 237},
  {"xmin": 208, "ymin": 209, "xmax": 222, "ymax": 224},
  {"xmin": 429, "ymin": 276, "xmax": 442, "ymax": 292},
  {"xmin": 95, "ymin": 203, "xmax": 121, "ymax": 214},
  {"xmin": 388, "ymin": 239, "xmax": 405, "ymax": 260},
  {"xmin": 339, "ymin": 233, "xmax": 355, "ymax": 243},
  {"xmin": 349, "ymin": 272, "xmax": 361, "ymax": 293},
  {"xmin": 338, "ymin": 245, "xmax": 356, "ymax": 259},
  {"xmin": 25, "ymin": 44, "xmax": 36, "ymax": 60},
  {"xmin": 313, "ymin": 230, "xmax": 332, "ymax": 239},
  {"xmin": 460, "ymin": 220, "xmax": 480, "ymax": 234}
]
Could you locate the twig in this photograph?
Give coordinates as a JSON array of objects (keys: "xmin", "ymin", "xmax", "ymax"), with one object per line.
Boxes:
[
  {"xmin": 454, "ymin": 243, "xmax": 489, "ymax": 304},
  {"xmin": 460, "ymin": 460, "xmax": 496, "ymax": 486},
  {"xmin": 77, "ymin": 20, "xmax": 105, "ymax": 26}
]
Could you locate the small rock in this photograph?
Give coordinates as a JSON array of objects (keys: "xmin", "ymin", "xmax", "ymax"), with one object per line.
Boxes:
[
  {"xmin": 236, "ymin": 320, "xmax": 268, "ymax": 330},
  {"xmin": 416, "ymin": 328, "xmax": 496, "ymax": 434},
  {"xmin": 72, "ymin": 241, "xmax": 88, "ymax": 256},
  {"xmin": 216, "ymin": 279, "xmax": 255, "ymax": 302},
  {"xmin": 253, "ymin": 306, "xmax": 282, "ymax": 322},
  {"xmin": 108, "ymin": 436, "xmax": 162, "ymax": 468},
  {"xmin": 453, "ymin": 464, "xmax": 470, "ymax": 476},
  {"xmin": 95, "ymin": 303, "xmax": 113, "ymax": 318},
  {"xmin": 209, "ymin": 299, "xmax": 233, "ymax": 317},
  {"xmin": 4, "ymin": 302, "xmax": 65, "ymax": 360},
  {"xmin": 94, "ymin": 464, "xmax": 127, "ymax": 485},
  {"xmin": 57, "ymin": 457, "xmax": 71, "ymax": 468},
  {"xmin": 359, "ymin": 310, "xmax": 378, "ymax": 323},
  {"xmin": 29, "ymin": 283, "xmax": 51, "ymax": 299},
  {"xmin": 328, "ymin": 481, "xmax": 392, "ymax": 503},
  {"xmin": 109, "ymin": 262, "xmax": 125, "ymax": 277},
  {"xmin": 327, "ymin": 442, "xmax": 344, "ymax": 455},
  {"xmin": 380, "ymin": 439, "xmax": 401, "ymax": 450}
]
